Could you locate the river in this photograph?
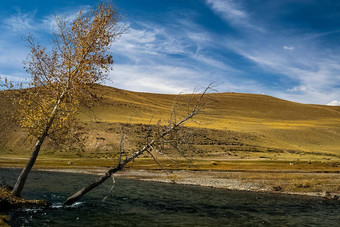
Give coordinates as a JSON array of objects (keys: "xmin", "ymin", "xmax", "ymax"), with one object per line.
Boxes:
[{"xmin": 1, "ymin": 168, "xmax": 339, "ymax": 226}]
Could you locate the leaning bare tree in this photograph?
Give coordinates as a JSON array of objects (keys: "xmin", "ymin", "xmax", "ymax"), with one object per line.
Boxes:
[
  {"xmin": 4, "ymin": 2, "xmax": 123, "ymax": 197},
  {"xmin": 64, "ymin": 86, "xmax": 210, "ymax": 206}
]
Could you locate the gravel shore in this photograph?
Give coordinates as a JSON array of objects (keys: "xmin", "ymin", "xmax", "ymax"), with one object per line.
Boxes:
[{"xmin": 37, "ymin": 168, "xmax": 340, "ymax": 199}]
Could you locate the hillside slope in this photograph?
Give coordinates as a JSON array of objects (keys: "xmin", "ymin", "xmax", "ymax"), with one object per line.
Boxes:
[{"xmin": 1, "ymin": 84, "xmax": 340, "ymax": 160}]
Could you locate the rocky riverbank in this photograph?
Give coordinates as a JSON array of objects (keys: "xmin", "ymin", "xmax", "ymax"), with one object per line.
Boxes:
[{"xmin": 0, "ymin": 186, "xmax": 48, "ymax": 212}]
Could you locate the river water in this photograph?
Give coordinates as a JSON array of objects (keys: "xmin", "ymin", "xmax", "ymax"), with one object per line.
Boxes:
[{"xmin": 1, "ymin": 168, "xmax": 339, "ymax": 226}]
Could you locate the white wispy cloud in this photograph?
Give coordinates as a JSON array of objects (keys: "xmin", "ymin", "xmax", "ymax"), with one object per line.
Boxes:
[
  {"xmin": 108, "ymin": 21, "xmax": 241, "ymax": 93},
  {"xmin": 107, "ymin": 21, "xmax": 262, "ymax": 94},
  {"xmin": 206, "ymin": 0, "xmax": 247, "ymax": 24},
  {"xmin": 42, "ymin": 5, "xmax": 92, "ymax": 32},
  {"xmin": 0, "ymin": 5, "xmax": 95, "ymax": 83},
  {"xmin": 3, "ymin": 10, "xmax": 35, "ymax": 32},
  {"xmin": 107, "ymin": 64, "xmax": 204, "ymax": 94},
  {"xmin": 233, "ymin": 44, "xmax": 340, "ymax": 104},
  {"xmin": 217, "ymin": 7, "xmax": 340, "ymax": 105},
  {"xmin": 110, "ymin": 23, "xmax": 187, "ymax": 64},
  {"xmin": 205, "ymin": 0, "xmax": 263, "ymax": 31},
  {"xmin": 283, "ymin": 46, "xmax": 295, "ymax": 50},
  {"xmin": 107, "ymin": 63, "xmax": 264, "ymax": 96},
  {"xmin": 287, "ymin": 85, "xmax": 307, "ymax": 92},
  {"xmin": 202, "ymin": 0, "xmax": 339, "ymax": 104},
  {"xmin": 2, "ymin": 5, "xmax": 92, "ymax": 34},
  {"xmin": 327, "ymin": 100, "xmax": 340, "ymax": 106}
]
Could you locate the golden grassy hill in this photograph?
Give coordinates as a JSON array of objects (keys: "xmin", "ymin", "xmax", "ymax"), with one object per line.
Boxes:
[{"xmin": 1, "ymin": 84, "xmax": 340, "ymax": 161}]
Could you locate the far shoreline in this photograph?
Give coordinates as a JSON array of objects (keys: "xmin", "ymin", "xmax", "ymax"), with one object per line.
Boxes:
[{"xmin": 2, "ymin": 167, "xmax": 339, "ymax": 200}]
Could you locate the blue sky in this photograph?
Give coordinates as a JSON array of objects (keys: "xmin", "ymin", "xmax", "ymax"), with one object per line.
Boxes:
[{"xmin": 1, "ymin": 0, "xmax": 340, "ymax": 105}]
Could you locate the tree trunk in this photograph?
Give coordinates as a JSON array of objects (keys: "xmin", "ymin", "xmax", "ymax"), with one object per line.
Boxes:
[
  {"xmin": 11, "ymin": 91, "xmax": 66, "ymax": 197},
  {"xmin": 64, "ymin": 167, "xmax": 119, "ymax": 206},
  {"xmin": 11, "ymin": 133, "xmax": 47, "ymax": 197},
  {"xmin": 64, "ymin": 144, "xmax": 151, "ymax": 206}
]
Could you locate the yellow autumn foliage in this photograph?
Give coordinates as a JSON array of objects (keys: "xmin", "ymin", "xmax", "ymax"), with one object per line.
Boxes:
[{"xmin": 2, "ymin": 2, "xmax": 123, "ymax": 148}]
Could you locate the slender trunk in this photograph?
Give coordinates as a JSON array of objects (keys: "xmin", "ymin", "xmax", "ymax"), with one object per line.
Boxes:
[
  {"xmin": 64, "ymin": 112, "xmax": 197, "ymax": 206},
  {"xmin": 64, "ymin": 167, "xmax": 118, "ymax": 206},
  {"xmin": 64, "ymin": 143, "xmax": 151, "ymax": 205},
  {"xmin": 12, "ymin": 91, "xmax": 66, "ymax": 197}
]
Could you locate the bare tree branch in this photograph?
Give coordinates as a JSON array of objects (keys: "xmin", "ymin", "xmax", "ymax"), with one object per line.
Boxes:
[{"xmin": 64, "ymin": 85, "xmax": 210, "ymax": 206}]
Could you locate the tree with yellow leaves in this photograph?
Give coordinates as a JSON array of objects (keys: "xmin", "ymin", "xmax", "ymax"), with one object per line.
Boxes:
[{"xmin": 8, "ymin": 2, "xmax": 123, "ymax": 197}]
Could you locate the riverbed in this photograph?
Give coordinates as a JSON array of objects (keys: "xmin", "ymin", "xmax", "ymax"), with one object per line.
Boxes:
[{"xmin": 1, "ymin": 168, "xmax": 339, "ymax": 226}]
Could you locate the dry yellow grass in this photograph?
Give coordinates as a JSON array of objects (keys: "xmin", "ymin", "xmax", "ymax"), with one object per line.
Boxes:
[
  {"xmin": 80, "ymin": 85, "xmax": 340, "ymax": 154},
  {"xmin": 1, "ymin": 84, "xmax": 340, "ymax": 161}
]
